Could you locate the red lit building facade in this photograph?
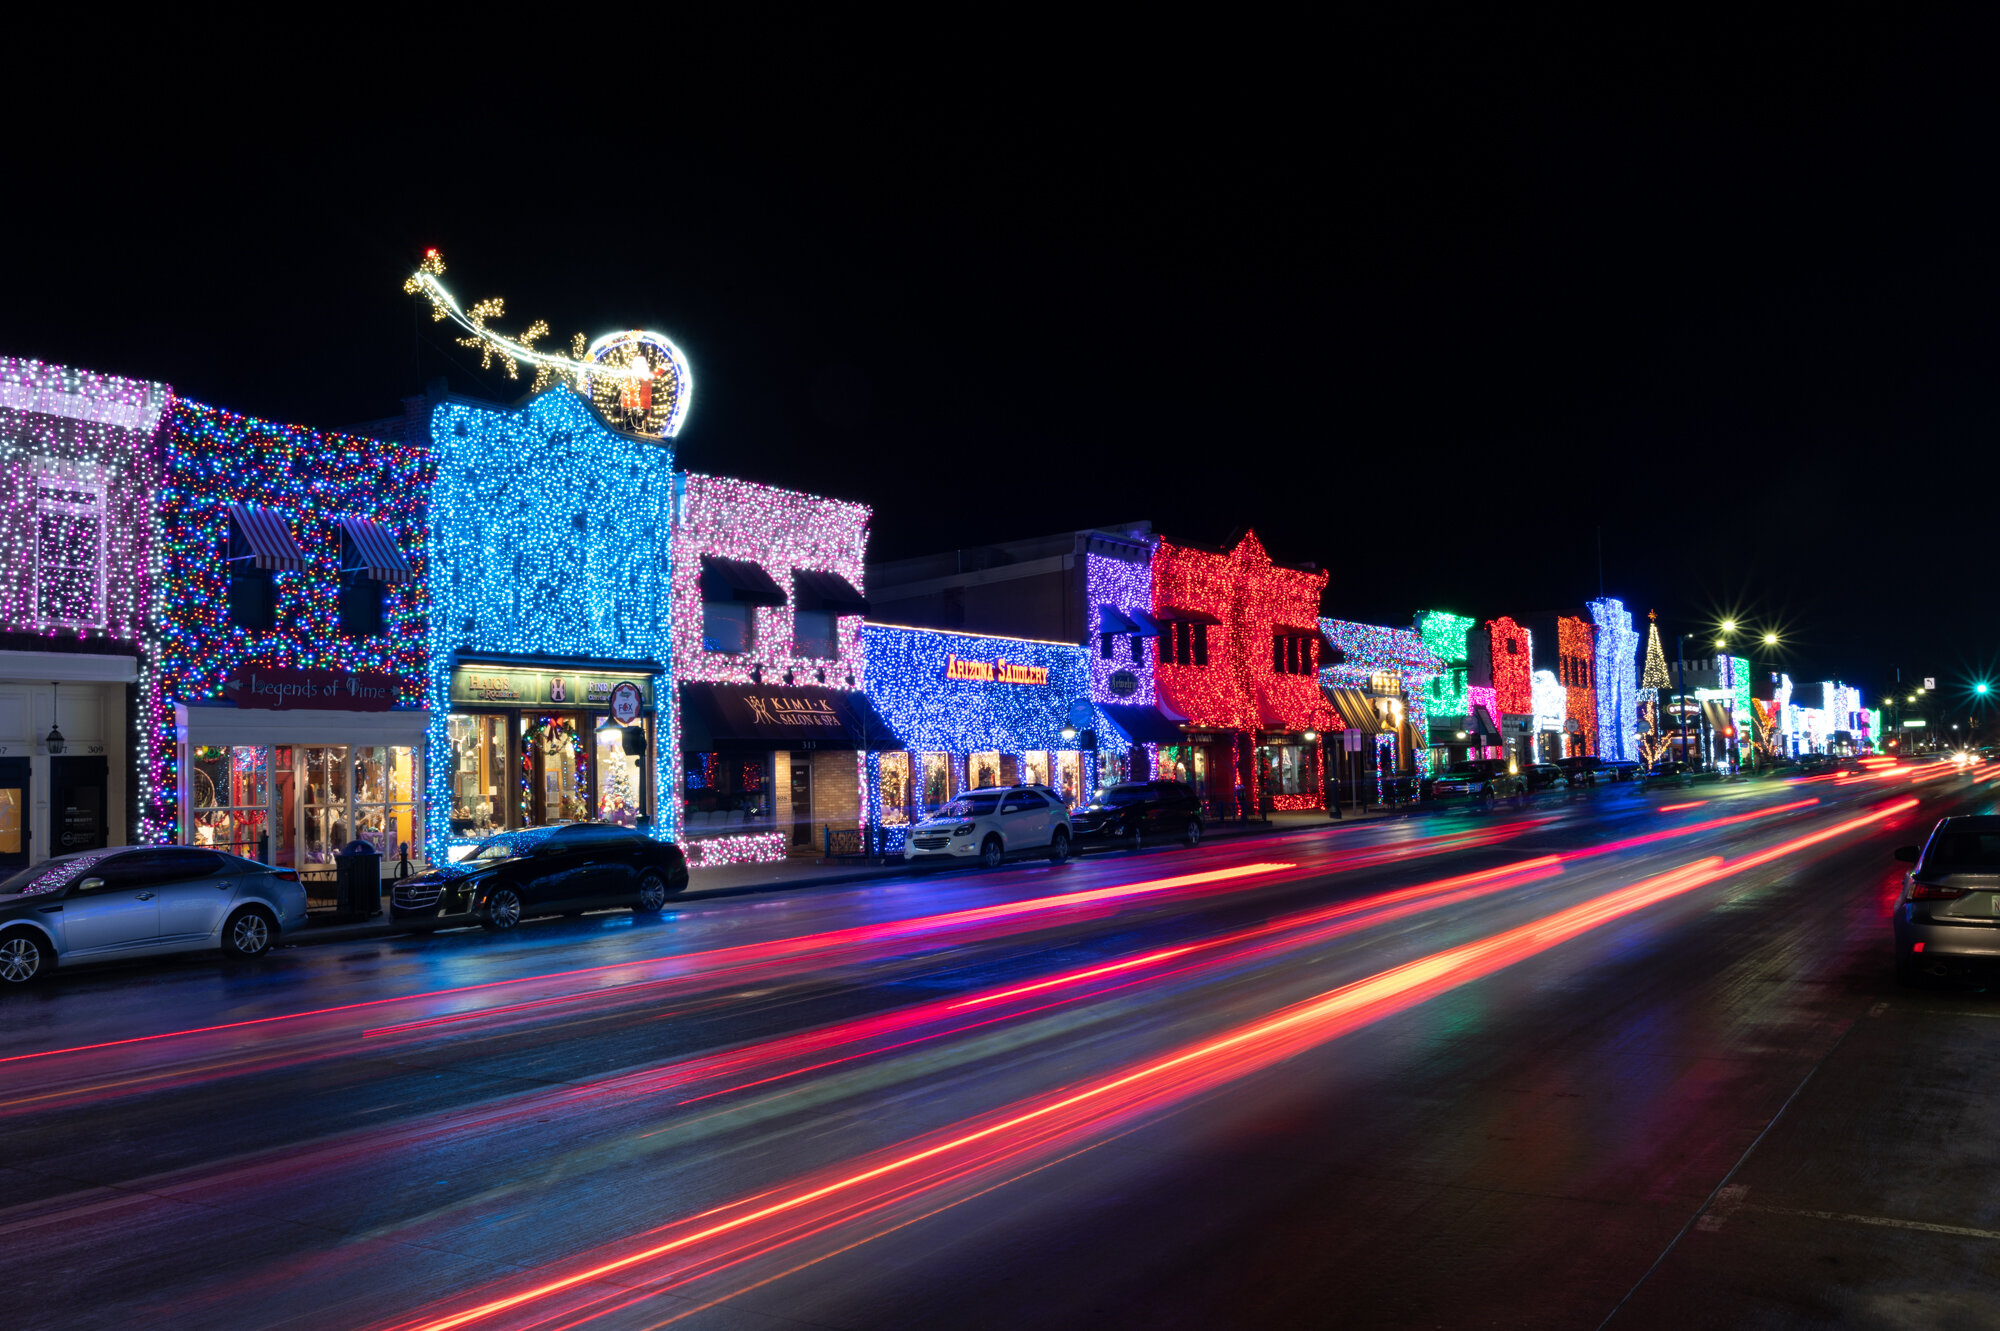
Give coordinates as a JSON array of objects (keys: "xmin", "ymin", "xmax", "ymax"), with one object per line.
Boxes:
[{"xmin": 1151, "ymin": 531, "xmax": 1339, "ymax": 814}]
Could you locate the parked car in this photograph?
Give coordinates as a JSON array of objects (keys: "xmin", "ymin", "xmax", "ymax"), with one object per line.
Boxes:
[
  {"xmin": 1642, "ymin": 761, "xmax": 1697, "ymax": 788},
  {"xmin": 1600, "ymin": 759, "xmax": 1641, "ymax": 782},
  {"xmin": 391, "ymin": 823, "xmax": 688, "ymax": 930},
  {"xmin": 1555, "ymin": 755, "xmax": 1605, "ymax": 787},
  {"xmin": 1430, "ymin": 760, "xmax": 1521, "ymax": 799},
  {"xmin": 1070, "ymin": 781, "xmax": 1204, "ymax": 849},
  {"xmin": 1521, "ymin": 763, "xmax": 1565, "ymax": 791},
  {"xmin": 903, "ymin": 786, "xmax": 1074, "ymax": 868},
  {"xmin": 1892, "ymin": 816, "xmax": 2000, "ymax": 983},
  {"xmin": 0, "ymin": 846, "xmax": 307, "ymax": 986}
]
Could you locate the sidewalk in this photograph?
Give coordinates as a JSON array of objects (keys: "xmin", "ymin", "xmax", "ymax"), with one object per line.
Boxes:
[{"xmin": 290, "ymin": 803, "xmax": 1415, "ymax": 947}]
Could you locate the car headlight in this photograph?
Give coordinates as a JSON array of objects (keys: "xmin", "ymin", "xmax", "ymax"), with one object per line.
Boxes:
[{"xmin": 952, "ymin": 823, "xmax": 976, "ymax": 836}]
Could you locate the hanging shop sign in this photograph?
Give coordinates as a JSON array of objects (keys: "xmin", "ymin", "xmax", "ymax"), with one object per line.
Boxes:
[
  {"xmin": 944, "ymin": 654, "xmax": 1050, "ymax": 686},
  {"xmin": 224, "ymin": 666, "xmax": 403, "ymax": 712},
  {"xmin": 449, "ymin": 666, "xmax": 654, "ymax": 711},
  {"xmin": 610, "ymin": 681, "xmax": 644, "ymax": 725},
  {"xmin": 1107, "ymin": 669, "xmax": 1140, "ymax": 698}
]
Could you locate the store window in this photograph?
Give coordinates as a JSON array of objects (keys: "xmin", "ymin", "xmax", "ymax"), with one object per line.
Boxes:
[
  {"xmin": 920, "ymin": 752, "xmax": 952, "ymax": 811},
  {"xmin": 1055, "ymin": 751, "xmax": 1082, "ymax": 808},
  {"xmin": 1263, "ymin": 743, "xmax": 1315, "ymax": 796},
  {"xmin": 339, "ymin": 569, "xmax": 384, "ymax": 638},
  {"xmin": 448, "ymin": 714, "xmax": 509, "ymax": 838},
  {"xmin": 1095, "ymin": 748, "xmax": 1128, "ymax": 791},
  {"xmin": 879, "ymin": 751, "xmax": 912, "ymax": 826},
  {"xmin": 594, "ymin": 718, "xmax": 645, "ymax": 827},
  {"xmin": 353, "ymin": 746, "xmax": 422, "ymax": 864},
  {"xmin": 34, "ymin": 475, "xmax": 103, "ymax": 628},
  {"xmin": 1022, "ymin": 751, "xmax": 1050, "ymax": 789},
  {"xmin": 703, "ymin": 601, "xmax": 754, "ymax": 653},
  {"xmin": 794, "ymin": 609, "xmax": 837, "ymax": 659},
  {"xmin": 190, "ymin": 745, "xmax": 271, "ymax": 858},
  {"xmin": 968, "ymin": 751, "xmax": 1003, "ymax": 790}
]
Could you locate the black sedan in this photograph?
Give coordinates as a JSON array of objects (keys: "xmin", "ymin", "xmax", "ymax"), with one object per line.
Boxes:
[
  {"xmin": 1070, "ymin": 781, "xmax": 1204, "ymax": 849},
  {"xmin": 391, "ymin": 823, "xmax": 690, "ymax": 931}
]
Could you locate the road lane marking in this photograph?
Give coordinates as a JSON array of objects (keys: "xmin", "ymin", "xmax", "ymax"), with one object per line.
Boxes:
[{"xmin": 1743, "ymin": 1202, "xmax": 2000, "ymax": 1241}]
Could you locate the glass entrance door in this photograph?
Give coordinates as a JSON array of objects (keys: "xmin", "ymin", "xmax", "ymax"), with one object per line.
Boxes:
[
  {"xmin": 0, "ymin": 757, "xmax": 25, "ymax": 871},
  {"xmin": 300, "ymin": 746, "xmax": 349, "ymax": 868}
]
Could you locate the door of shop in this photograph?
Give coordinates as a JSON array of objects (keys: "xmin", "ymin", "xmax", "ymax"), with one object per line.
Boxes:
[
  {"xmin": 0, "ymin": 757, "xmax": 25, "ymax": 871},
  {"xmin": 790, "ymin": 760, "xmax": 813, "ymax": 847},
  {"xmin": 527, "ymin": 716, "xmax": 588, "ymax": 826},
  {"xmin": 51, "ymin": 756, "xmax": 107, "ymax": 856}
]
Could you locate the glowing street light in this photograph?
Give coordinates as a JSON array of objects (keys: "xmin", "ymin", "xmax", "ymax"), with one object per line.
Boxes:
[{"xmin": 1763, "ymin": 632, "xmax": 1778, "ymax": 646}]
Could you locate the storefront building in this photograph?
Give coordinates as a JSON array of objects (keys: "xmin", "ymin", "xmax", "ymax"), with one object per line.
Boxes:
[
  {"xmin": 1320, "ymin": 618, "xmax": 1442, "ymax": 801},
  {"xmin": 419, "ymin": 372, "xmax": 679, "ymax": 860},
  {"xmin": 1085, "ymin": 546, "xmax": 1197, "ymax": 793},
  {"xmin": 0, "ymin": 357, "xmax": 164, "ymax": 869},
  {"xmin": 863, "ymin": 623, "xmax": 1124, "ymax": 851},
  {"xmin": 144, "ymin": 399, "xmax": 429, "ymax": 887},
  {"xmin": 1151, "ymin": 531, "xmax": 1338, "ymax": 816},
  {"xmin": 1468, "ymin": 615, "xmax": 1535, "ymax": 769},
  {"xmin": 673, "ymin": 472, "xmax": 896, "ymax": 865},
  {"xmin": 1416, "ymin": 610, "xmax": 1478, "ymax": 765},
  {"xmin": 1588, "ymin": 598, "xmax": 1640, "ymax": 761}
]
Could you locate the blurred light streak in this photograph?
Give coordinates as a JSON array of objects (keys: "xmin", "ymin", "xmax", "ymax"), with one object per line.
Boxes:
[
  {"xmin": 1657, "ymin": 801, "xmax": 1708, "ymax": 812},
  {"xmin": 391, "ymin": 798, "xmax": 1919, "ymax": 1331}
]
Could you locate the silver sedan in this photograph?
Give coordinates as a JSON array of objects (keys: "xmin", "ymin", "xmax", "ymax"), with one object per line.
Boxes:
[
  {"xmin": 0, "ymin": 846, "xmax": 309, "ymax": 986},
  {"xmin": 1893, "ymin": 815, "xmax": 2000, "ymax": 984}
]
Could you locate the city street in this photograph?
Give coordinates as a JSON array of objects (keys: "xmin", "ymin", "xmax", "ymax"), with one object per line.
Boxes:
[{"xmin": 3, "ymin": 766, "xmax": 1995, "ymax": 1329}]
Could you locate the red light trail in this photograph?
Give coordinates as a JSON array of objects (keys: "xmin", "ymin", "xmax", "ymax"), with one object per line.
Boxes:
[{"xmin": 388, "ymin": 796, "xmax": 1920, "ymax": 1331}]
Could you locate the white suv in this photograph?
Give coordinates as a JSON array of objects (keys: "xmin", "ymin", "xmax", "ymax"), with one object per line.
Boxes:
[{"xmin": 903, "ymin": 785, "xmax": 1073, "ymax": 868}]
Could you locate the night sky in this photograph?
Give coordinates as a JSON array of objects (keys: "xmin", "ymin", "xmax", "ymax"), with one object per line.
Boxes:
[{"xmin": 5, "ymin": 14, "xmax": 1994, "ymax": 703}]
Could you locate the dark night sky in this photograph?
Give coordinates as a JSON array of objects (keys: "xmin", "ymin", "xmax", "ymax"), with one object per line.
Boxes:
[{"xmin": 4, "ymin": 14, "xmax": 1996, "ymax": 705}]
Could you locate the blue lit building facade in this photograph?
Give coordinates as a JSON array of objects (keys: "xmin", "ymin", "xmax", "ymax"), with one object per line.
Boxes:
[
  {"xmin": 419, "ymin": 387, "xmax": 677, "ymax": 855},
  {"xmin": 863, "ymin": 622, "xmax": 1129, "ymax": 852}
]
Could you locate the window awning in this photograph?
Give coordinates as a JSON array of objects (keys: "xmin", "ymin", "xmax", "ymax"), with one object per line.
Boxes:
[
  {"xmin": 1098, "ymin": 604, "xmax": 1140, "ymax": 635},
  {"xmin": 1471, "ymin": 704, "xmax": 1501, "ymax": 737},
  {"xmin": 793, "ymin": 569, "xmax": 869, "ymax": 616},
  {"xmin": 1156, "ymin": 606, "xmax": 1222, "ymax": 625},
  {"xmin": 679, "ymin": 682, "xmax": 905, "ymax": 751},
  {"xmin": 1097, "ymin": 702, "xmax": 1192, "ymax": 745},
  {"xmin": 226, "ymin": 505, "xmax": 307, "ymax": 573},
  {"xmin": 1125, "ymin": 607, "xmax": 1162, "ymax": 637},
  {"xmin": 1325, "ymin": 685, "xmax": 1386, "ymax": 733},
  {"xmin": 338, "ymin": 516, "xmax": 412, "ymax": 583},
  {"xmin": 700, "ymin": 556, "xmax": 789, "ymax": 607}
]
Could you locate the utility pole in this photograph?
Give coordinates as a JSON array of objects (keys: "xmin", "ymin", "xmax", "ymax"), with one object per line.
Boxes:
[{"xmin": 1676, "ymin": 631, "xmax": 1689, "ymax": 767}]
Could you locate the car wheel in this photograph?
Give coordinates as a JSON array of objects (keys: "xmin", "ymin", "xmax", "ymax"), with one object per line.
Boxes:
[
  {"xmin": 0, "ymin": 929, "xmax": 51, "ymax": 984},
  {"xmin": 483, "ymin": 887, "xmax": 524, "ymax": 931},
  {"xmin": 1047, "ymin": 829, "xmax": 1070, "ymax": 864},
  {"xmin": 634, "ymin": 871, "xmax": 670, "ymax": 914},
  {"xmin": 222, "ymin": 906, "xmax": 277, "ymax": 958},
  {"xmin": 1183, "ymin": 818, "xmax": 1202, "ymax": 849},
  {"xmin": 979, "ymin": 835, "xmax": 1005, "ymax": 870}
]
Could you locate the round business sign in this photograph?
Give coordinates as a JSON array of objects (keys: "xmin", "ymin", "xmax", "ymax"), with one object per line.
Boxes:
[
  {"xmin": 1564, "ymin": 718, "xmax": 1581, "ymax": 733},
  {"xmin": 610, "ymin": 681, "xmax": 644, "ymax": 725},
  {"xmin": 1108, "ymin": 668, "xmax": 1140, "ymax": 698}
]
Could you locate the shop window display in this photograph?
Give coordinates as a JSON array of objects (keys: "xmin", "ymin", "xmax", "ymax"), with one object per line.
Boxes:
[
  {"xmin": 921, "ymin": 753, "xmax": 952, "ymax": 811},
  {"xmin": 352, "ymin": 746, "xmax": 422, "ymax": 863},
  {"xmin": 594, "ymin": 718, "xmax": 645, "ymax": 827},
  {"xmin": 300, "ymin": 747, "xmax": 350, "ymax": 866},
  {"xmin": 448, "ymin": 715, "xmax": 509, "ymax": 838},
  {"xmin": 968, "ymin": 750, "xmax": 1003, "ymax": 790},
  {"xmin": 522, "ymin": 716, "xmax": 589, "ymax": 825},
  {"xmin": 878, "ymin": 751, "xmax": 912, "ymax": 826},
  {"xmin": 1055, "ymin": 751, "xmax": 1083, "ymax": 808},
  {"xmin": 1022, "ymin": 751, "xmax": 1050, "ymax": 790},
  {"xmin": 191, "ymin": 745, "xmax": 271, "ymax": 858}
]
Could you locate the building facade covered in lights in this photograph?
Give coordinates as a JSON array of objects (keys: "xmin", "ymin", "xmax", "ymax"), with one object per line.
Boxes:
[
  {"xmin": 1150, "ymin": 531, "xmax": 1340, "ymax": 816},
  {"xmin": 1319, "ymin": 618, "xmax": 1442, "ymax": 800},
  {"xmin": 415, "ymin": 384, "xmax": 676, "ymax": 860},
  {"xmin": 861, "ymin": 623, "xmax": 1127, "ymax": 852},
  {"xmin": 673, "ymin": 473, "xmax": 901, "ymax": 867},
  {"xmin": 145, "ymin": 399, "xmax": 429, "ymax": 885},
  {"xmin": 0, "ymin": 357, "xmax": 165, "ymax": 870}
]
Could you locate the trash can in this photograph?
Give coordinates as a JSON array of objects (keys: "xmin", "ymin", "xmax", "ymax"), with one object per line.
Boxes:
[{"xmin": 335, "ymin": 839, "xmax": 382, "ymax": 917}]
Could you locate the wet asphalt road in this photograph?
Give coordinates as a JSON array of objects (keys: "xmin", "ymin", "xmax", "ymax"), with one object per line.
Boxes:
[{"xmin": 2, "ymin": 767, "xmax": 1995, "ymax": 1330}]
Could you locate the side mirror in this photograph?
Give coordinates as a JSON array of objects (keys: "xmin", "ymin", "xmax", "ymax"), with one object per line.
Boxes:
[
  {"xmin": 1894, "ymin": 846, "xmax": 1919, "ymax": 863},
  {"xmin": 76, "ymin": 877, "xmax": 105, "ymax": 892}
]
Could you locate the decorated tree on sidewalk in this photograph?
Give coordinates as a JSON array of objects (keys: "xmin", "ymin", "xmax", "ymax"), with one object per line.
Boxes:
[{"xmin": 1637, "ymin": 610, "xmax": 1676, "ymax": 765}]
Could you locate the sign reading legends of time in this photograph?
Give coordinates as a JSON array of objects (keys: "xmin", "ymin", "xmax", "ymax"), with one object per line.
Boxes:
[{"xmin": 944, "ymin": 654, "xmax": 1050, "ymax": 686}]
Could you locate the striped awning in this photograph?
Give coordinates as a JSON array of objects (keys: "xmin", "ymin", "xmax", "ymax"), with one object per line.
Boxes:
[
  {"xmin": 226, "ymin": 505, "xmax": 307, "ymax": 573},
  {"xmin": 1324, "ymin": 685, "xmax": 1386, "ymax": 733},
  {"xmin": 338, "ymin": 516, "xmax": 412, "ymax": 583}
]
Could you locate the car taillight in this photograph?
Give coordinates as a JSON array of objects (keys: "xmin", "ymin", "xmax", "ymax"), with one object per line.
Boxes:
[
  {"xmin": 272, "ymin": 869, "xmax": 300, "ymax": 883},
  {"xmin": 1910, "ymin": 881, "xmax": 1969, "ymax": 901}
]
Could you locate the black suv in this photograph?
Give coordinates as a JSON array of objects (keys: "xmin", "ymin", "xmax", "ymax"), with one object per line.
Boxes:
[
  {"xmin": 1556, "ymin": 756, "xmax": 1605, "ymax": 787},
  {"xmin": 392, "ymin": 823, "xmax": 690, "ymax": 931},
  {"xmin": 1070, "ymin": 781, "xmax": 1205, "ymax": 849}
]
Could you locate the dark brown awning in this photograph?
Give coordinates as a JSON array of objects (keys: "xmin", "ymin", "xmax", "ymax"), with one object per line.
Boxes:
[
  {"xmin": 792, "ymin": 569, "xmax": 869, "ymax": 616},
  {"xmin": 680, "ymin": 682, "xmax": 904, "ymax": 751},
  {"xmin": 1324, "ymin": 685, "xmax": 1385, "ymax": 733},
  {"xmin": 700, "ymin": 556, "xmax": 789, "ymax": 607},
  {"xmin": 1471, "ymin": 704, "xmax": 1501, "ymax": 737}
]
